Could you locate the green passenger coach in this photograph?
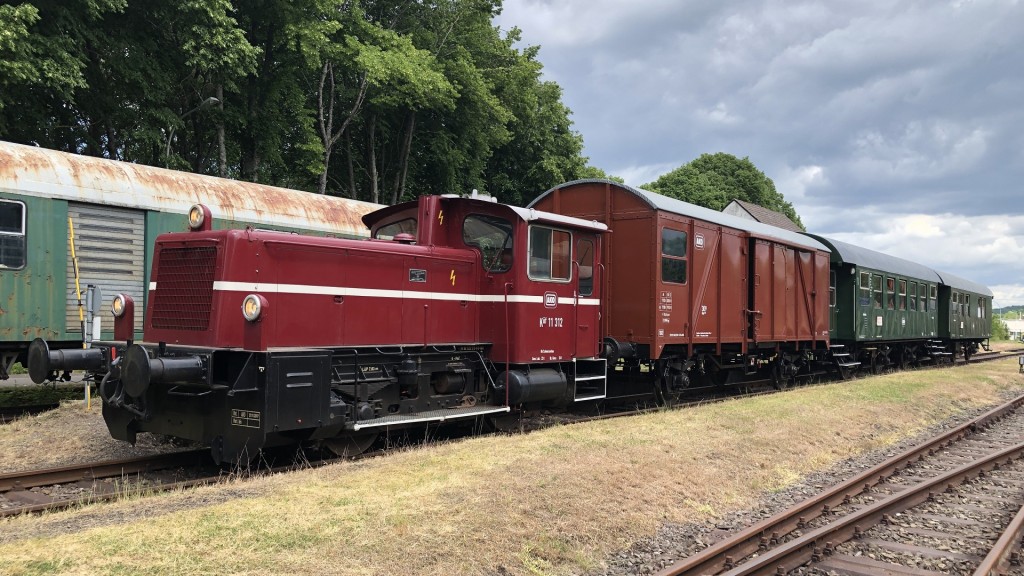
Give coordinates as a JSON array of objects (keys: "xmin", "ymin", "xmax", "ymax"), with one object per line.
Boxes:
[
  {"xmin": 0, "ymin": 141, "xmax": 382, "ymax": 380},
  {"xmin": 807, "ymin": 234, "xmax": 988, "ymax": 372},
  {"xmin": 935, "ymin": 270, "xmax": 992, "ymax": 348}
]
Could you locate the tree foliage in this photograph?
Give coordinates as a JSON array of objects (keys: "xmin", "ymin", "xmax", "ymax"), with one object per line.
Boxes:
[
  {"xmin": 992, "ymin": 317, "xmax": 1010, "ymax": 341},
  {"xmin": 0, "ymin": 0, "xmax": 598, "ymax": 206},
  {"xmin": 643, "ymin": 153, "xmax": 804, "ymax": 230}
]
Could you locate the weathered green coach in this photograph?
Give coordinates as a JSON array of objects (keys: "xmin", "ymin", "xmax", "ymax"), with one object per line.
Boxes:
[
  {"xmin": 808, "ymin": 234, "xmax": 991, "ymax": 372},
  {"xmin": 0, "ymin": 141, "xmax": 381, "ymax": 379},
  {"xmin": 935, "ymin": 270, "xmax": 993, "ymax": 346}
]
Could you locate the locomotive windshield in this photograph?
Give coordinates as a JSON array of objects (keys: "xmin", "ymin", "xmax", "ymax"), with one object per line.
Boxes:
[
  {"xmin": 463, "ymin": 214, "xmax": 513, "ymax": 273},
  {"xmin": 374, "ymin": 217, "xmax": 417, "ymax": 240}
]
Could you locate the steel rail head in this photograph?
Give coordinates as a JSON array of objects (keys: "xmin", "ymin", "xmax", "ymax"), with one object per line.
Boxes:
[{"xmin": 655, "ymin": 391, "xmax": 1024, "ymax": 576}]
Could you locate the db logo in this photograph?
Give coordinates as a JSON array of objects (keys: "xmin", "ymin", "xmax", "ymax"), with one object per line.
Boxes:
[
  {"xmin": 544, "ymin": 292, "xmax": 558, "ymax": 308},
  {"xmin": 695, "ymin": 234, "xmax": 705, "ymax": 250}
]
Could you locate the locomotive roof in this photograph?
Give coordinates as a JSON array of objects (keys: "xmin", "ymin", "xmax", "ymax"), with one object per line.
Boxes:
[
  {"xmin": 934, "ymin": 269, "xmax": 994, "ymax": 296},
  {"xmin": 530, "ymin": 178, "xmax": 828, "ymax": 253},
  {"xmin": 806, "ymin": 234, "xmax": 942, "ymax": 283},
  {"xmin": 363, "ymin": 195, "xmax": 608, "ymax": 232},
  {"xmin": 0, "ymin": 140, "xmax": 381, "ymax": 236}
]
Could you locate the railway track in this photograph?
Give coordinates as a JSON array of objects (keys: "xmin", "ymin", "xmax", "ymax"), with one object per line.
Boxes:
[{"xmin": 656, "ymin": 391, "xmax": 1024, "ymax": 576}]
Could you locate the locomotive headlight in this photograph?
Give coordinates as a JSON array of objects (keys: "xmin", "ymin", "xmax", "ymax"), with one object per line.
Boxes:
[
  {"xmin": 241, "ymin": 294, "xmax": 263, "ymax": 322},
  {"xmin": 188, "ymin": 204, "xmax": 206, "ymax": 230},
  {"xmin": 111, "ymin": 294, "xmax": 129, "ymax": 317}
]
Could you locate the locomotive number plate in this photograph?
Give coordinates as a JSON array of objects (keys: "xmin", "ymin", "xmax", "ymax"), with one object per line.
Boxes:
[
  {"xmin": 231, "ymin": 409, "xmax": 261, "ymax": 429},
  {"xmin": 409, "ymin": 269, "xmax": 427, "ymax": 282}
]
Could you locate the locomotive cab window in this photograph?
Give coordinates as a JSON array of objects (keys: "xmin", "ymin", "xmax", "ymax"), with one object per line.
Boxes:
[
  {"xmin": 464, "ymin": 215, "xmax": 514, "ymax": 273},
  {"xmin": 375, "ymin": 218, "xmax": 417, "ymax": 240},
  {"xmin": 528, "ymin": 225, "xmax": 571, "ymax": 281},
  {"xmin": 0, "ymin": 199, "xmax": 26, "ymax": 270},
  {"xmin": 661, "ymin": 228, "xmax": 687, "ymax": 284},
  {"xmin": 578, "ymin": 239, "xmax": 595, "ymax": 297}
]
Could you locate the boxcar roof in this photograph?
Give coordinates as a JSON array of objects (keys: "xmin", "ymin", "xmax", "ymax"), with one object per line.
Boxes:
[
  {"xmin": 0, "ymin": 140, "xmax": 381, "ymax": 236},
  {"xmin": 530, "ymin": 178, "xmax": 829, "ymax": 253},
  {"xmin": 807, "ymin": 234, "xmax": 941, "ymax": 283},
  {"xmin": 935, "ymin": 270, "xmax": 994, "ymax": 296}
]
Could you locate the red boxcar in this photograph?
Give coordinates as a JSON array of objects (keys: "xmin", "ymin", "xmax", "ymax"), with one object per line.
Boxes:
[{"xmin": 530, "ymin": 179, "xmax": 831, "ymax": 394}]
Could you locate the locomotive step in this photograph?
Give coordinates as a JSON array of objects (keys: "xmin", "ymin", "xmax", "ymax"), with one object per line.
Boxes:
[
  {"xmin": 836, "ymin": 361, "xmax": 862, "ymax": 368},
  {"xmin": 351, "ymin": 405, "xmax": 510, "ymax": 431}
]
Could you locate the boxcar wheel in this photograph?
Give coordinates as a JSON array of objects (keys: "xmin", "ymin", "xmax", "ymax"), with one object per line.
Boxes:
[{"xmin": 323, "ymin": 433, "xmax": 378, "ymax": 458}]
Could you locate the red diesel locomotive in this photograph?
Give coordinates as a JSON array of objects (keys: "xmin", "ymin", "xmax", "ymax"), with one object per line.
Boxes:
[{"xmin": 28, "ymin": 183, "xmax": 837, "ymax": 462}]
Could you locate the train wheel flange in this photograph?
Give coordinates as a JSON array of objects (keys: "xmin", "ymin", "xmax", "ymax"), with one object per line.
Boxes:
[{"xmin": 323, "ymin": 433, "xmax": 378, "ymax": 458}]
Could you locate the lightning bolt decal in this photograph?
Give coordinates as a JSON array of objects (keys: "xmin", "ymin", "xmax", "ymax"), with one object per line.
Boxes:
[
  {"xmin": 438, "ymin": 210, "xmax": 444, "ymax": 226},
  {"xmin": 450, "ymin": 269, "xmax": 456, "ymax": 286}
]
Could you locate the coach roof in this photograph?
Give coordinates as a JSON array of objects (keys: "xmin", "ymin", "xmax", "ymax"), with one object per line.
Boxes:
[
  {"xmin": 807, "ymin": 234, "xmax": 941, "ymax": 283},
  {"xmin": 530, "ymin": 178, "xmax": 828, "ymax": 253},
  {"xmin": 935, "ymin": 269, "xmax": 994, "ymax": 296}
]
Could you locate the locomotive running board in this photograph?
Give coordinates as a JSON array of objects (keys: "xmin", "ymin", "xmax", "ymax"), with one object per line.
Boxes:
[
  {"xmin": 351, "ymin": 405, "xmax": 510, "ymax": 431},
  {"xmin": 573, "ymin": 358, "xmax": 608, "ymax": 402}
]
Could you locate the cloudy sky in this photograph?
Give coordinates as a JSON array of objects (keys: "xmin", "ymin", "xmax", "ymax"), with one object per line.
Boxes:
[{"xmin": 495, "ymin": 0, "xmax": 1024, "ymax": 308}]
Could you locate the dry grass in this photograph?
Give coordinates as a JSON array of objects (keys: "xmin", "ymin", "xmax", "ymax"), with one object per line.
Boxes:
[
  {"xmin": 0, "ymin": 402, "xmax": 181, "ymax": 473},
  {"xmin": 0, "ymin": 358, "xmax": 1021, "ymax": 575}
]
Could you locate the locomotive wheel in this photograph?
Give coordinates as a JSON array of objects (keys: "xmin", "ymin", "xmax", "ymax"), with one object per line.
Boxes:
[
  {"xmin": 487, "ymin": 412, "xmax": 524, "ymax": 433},
  {"xmin": 323, "ymin": 433, "xmax": 378, "ymax": 458}
]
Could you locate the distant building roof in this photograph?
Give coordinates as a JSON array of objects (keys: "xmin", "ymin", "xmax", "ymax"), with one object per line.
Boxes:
[{"xmin": 723, "ymin": 199, "xmax": 803, "ymax": 233}]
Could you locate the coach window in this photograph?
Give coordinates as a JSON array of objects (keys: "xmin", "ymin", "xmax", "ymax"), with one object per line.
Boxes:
[
  {"xmin": 0, "ymin": 200, "xmax": 26, "ymax": 270},
  {"xmin": 375, "ymin": 218, "xmax": 417, "ymax": 240},
  {"xmin": 829, "ymin": 270, "xmax": 836, "ymax": 307},
  {"xmin": 886, "ymin": 277, "xmax": 896, "ymax": 310},
  {"xmin": 464, "ymin": 215, "xmax": 514, "ymax": 273},
  {"xmin": 909, "ymin": 282, "xmax": 918, "ymax": 312},
  {"xmin": 859, "ymin": 272, "xmax": 871, "ymax": 306},
  {"xmin": 898, "ymin": 280, "xmax": 907, "ymax": 311},
  {"xmin": 929, "ymin": 285, "xmax": 937, "ymax": 311},
  {"xmin": 919, "ymin": 283, "xmax": 927, "ymax": 311},
  {"xmin": 872, "ymin": 274, "xmax": 883, "ymax": 308},
  {"xmin": 661, "ymin": 228, "xmax": 687, "ymax": 284},
  {"xmin": 952, "ymin": 291, "xmax": 959, "ymax": 317},
  {"xmin": 528, "ymin": 225, "xmax": 571, "ymax": 281}
]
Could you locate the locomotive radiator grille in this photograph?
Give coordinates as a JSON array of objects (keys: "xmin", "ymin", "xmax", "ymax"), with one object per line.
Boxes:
[{"xmin": 150, "ymin": 245, "xmax": 217, "ymax": 330}]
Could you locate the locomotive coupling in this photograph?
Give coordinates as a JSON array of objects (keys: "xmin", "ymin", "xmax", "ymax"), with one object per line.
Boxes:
[
  {"xmin": 27, "ymin": 338, "xmax": 105, "ymax": 384},
  {"xmin": 121, "ymin": 344, "xmax": 206, "ymax": 397}
]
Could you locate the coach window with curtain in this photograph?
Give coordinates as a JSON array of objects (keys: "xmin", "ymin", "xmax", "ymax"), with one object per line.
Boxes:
[
  {"xmin": 661, "ymin": 228, "xmax": 687, "ymax": 284},
  {"xmin": 0, "ymin": 199, "xmax": 26, "ymax": 269}
]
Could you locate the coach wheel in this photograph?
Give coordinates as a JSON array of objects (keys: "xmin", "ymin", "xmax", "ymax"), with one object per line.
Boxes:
[
  {"xmin": 899, "ymin": 347, "xmax": 915, "ymax": 371},
  {"xmin": 323, "ymin": 433, "xmax": 378, "ymax": 458},
  {"xmin": 963, "ymin": 344, "xmax": 973, "ymax": 363},
  {"xmin": 656, "ymin": 360, "xmax": 689, "ymax": 405},
  {"xmin": 771, "ymin": 356, "xmax": 797, "ymax": 390}
]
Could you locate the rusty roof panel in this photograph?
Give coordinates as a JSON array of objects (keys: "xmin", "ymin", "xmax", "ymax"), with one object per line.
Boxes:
[{"xmin": 0, "ymin": 141, "xmax": 383, "ymax": 237}]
